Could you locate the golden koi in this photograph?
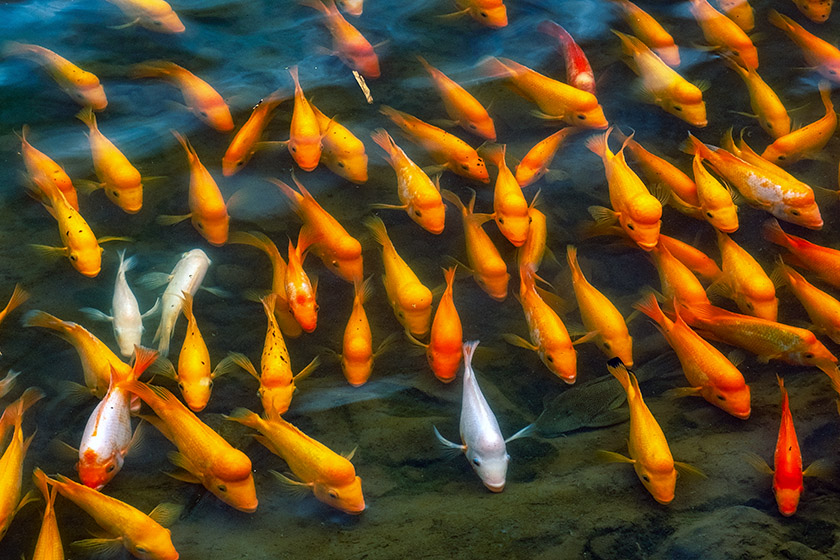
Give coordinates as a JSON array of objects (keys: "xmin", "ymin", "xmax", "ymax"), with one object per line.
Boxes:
[
  {"xmin": 769, "ymin": 10, "xmax": 840, "ymax": 82},
  {"xmin": 338, "ymin": 278, "xmax": 385, "ymax": 386},
  {"xmin": 300, "ymin": 0, "xmax": 380, "ymax": 78},
  {"xmin": 445, "ymin": 0, "xmax": 508, "ymax": 28},
  {"xmin": 287, "ymin": 66, "xmax": 322, "ymax": 172},
  {"xmin": 222, "ymin": 88, "xmax": 286, "ymax": 176},
  {"xmin": 712, "ymin": 230, "xmax": 777, "ymax": 320},
  {"xmin": 657, "ymin": 235, "xmax": 721, "ymax": 284},
  {"xmin": 692, "ymin": 153, "xmax": 739, "ymax": 233},
  {"xmin": 106, "ymin": 0, "xmax": 186, "ymax": 33},
  {"xmin": 483, "ymin": 144, "xmax": 531, "ymax": 247},
  {"xmin": 409, "ymin": 267, "xmax": 464, "ymax": 383},
  {"xmin": 791, "ymin": 0, "xmax": 833, "ymax": 23},
  {"xmin": 285, "ymin": 231, "xmax": 319, "ymax": 333},
  {"xmin": 717, "ymin": 0, "xmax": 754, "ymax": 32},
  {"xmin": 609, "ymin": 0, "xmax": 680, "ymax": 66},
  {"xmin": 762, "ymin": 218, "xmax": 840, "ymax": 289},
  {"xmin": 18, "ymin": 125, "xmax": 78, "ymax": 210},
  {"xmin": 689, "ymin": 0, "xmax": 758, "ymax": 69},
  {"xmin": 31, "ymin": 466, "xmax": 63, "ymax": 560},
  {"xmin": 514, "ymin": 127, "xmax": 580, "ymax": 187},
  {"xmin": 761, "ymin": 82, "xmax": 836, "ymax": 166},
  {"xmin": 723, "ymin": 57, "xmax": 790, "ymax": 138},
  {"xmin": 614, "ymin": 130, "xmax": 698, "ymax": 206},
  {"xmin": 776, "ymin": 260, "xmax": 840, "ymax": 345},
  {"xmin": 650, "ymin": 242, "xmax": 712, "ymax": 308},
  {"xmin": 311, "ymin": 101, "xmax": 368, "ymax": 184}
]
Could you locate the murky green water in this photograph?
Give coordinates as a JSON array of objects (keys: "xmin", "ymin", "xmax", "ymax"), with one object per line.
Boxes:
[{"xmin": 2, "ymin": 0, "xmax": 840, "ymax": 558}]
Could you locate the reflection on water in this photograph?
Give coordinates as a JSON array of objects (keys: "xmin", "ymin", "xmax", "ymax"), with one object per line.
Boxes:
[{"xmin": 2, "ymin": 0, "xmax": 840, "ymax": 558}]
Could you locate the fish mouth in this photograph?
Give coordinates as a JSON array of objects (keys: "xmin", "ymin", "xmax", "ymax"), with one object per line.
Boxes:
[{"xmin": 483, "ymin": 482, "xmax": 506, "ymax": 493}]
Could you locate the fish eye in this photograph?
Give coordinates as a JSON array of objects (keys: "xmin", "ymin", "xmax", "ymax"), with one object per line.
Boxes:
[
  {"xmin": 199, "ymin": 111, "xmax": 208, "ymax": 117},
  {"xmin": 460, "ymin": 164, "xmax": 469, "ymax": 170},
  {"xmin": 332, "ymin": 260, "xmax": 340, "ymax": 268},
  {"xmin": 529, "ymin": 216, "xmax": 533, "ymax": 223},
  {"xmin": 70, "ymin": 254, "xmax": 77, "ymax": 261},
  {"xmin": 480, "ymin": 11, "xmax": 487, "ymax": 17},
  {"xmin": 112, "ymin": 191, "xmax": 120, "ymax": 198},
  {"xmin": 107, "ymin": 464, "xmax": 116, "ymax": 472},
  {"xmin": 328, "ymin": 489, "xmax": 339, "ymax": 499},
  {"xmin": 498, "ymin": 217, "xmax": 504, "ymax": 224},
  {"xmin": 706, "ymin": 211, "xmax": 714, "ymax": 218},
  {"xmin": 642, "ymin": 475, "xmax": 650, "ymax": 482},
  {"xmin": 627, "ymin": 223, "xmax": 635, "ymax": 231},
  {"xmin": 197, "ymin": 223, "xmax": 204, "ymax": 229},
  {"xmin": 547, "ymin": 355, "xmax": 554, "ymax": 363},
  {"xmin": 805, "ymin": 352, "xmax": 815, "ymax": 359},
  {"xmin": 603, "ymin": 342, "xmax": 611, "ymax": 350},
  {"xmin": 674, "ymin": 105, "xmax": 683, "ymax": 112},
  {"xmin": 577, "ymin": 114, "xmax": 586, "ymax": 120},
  {"xmin": 315, "ymin": 304, "xmax": 320, "ymax": 311},
  {"xmin": 414, "ymin": 210, "xmax": 422, "ymax": 217},
  {"xmin": 291, "ymin": 146, "xmax": 297, "ymax": 152},
  {"xmin": 778, "ymin": 155, "xmax": 786, "ymax": 161},
  {"xmin": 338, "ymin": 162, "xmax": 345, "ymax": 168},
  {"xmin": 136, "ymin": 547, "xmax": 148, "ymax": 554},
  {"xmin": 236, "ymin": 161, "xmax": 244, "ymax": 167},
  {"xmin": 178, "ymin": 382, "xmax": 184, "ymax": 390},
  {"xmin": 717, "ymin": 395, "xmax": 726, "ymax": 401},
  {"xmin": 746, "ymin": 302, "xmax": 754, "ymax": 310},
  {"xmin": 217, "ymin": 484, "xmax": 227, "ymax": 492},
  {"xmin": 469, "ymin": 123, "xmax": 476, "ymax": 129},
  {"xmin": 153, "ymin": 20, "xmax": 162, "ymax": 26},
  {"xmin": 472, "ymin": 457, "xmax": 481, "ymax": 466},
  {"xmin": 790, "ymin": 210, "xmax": 800, "ymax": 216}
]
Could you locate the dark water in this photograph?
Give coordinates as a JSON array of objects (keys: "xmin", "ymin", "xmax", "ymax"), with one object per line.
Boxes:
[{"xmin": 2, "ymin": 0, "xmax": 840, "ymax": 559}]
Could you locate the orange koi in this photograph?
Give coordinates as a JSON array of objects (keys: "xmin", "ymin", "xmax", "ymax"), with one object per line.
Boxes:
[
  {"xmin": 285, "ymin": 231, "xmax": 319, "ymax": 333},
  {"xmin": 271, "ymin": 176, "xmax": 363, "ymax": 283},
  {"xmin": 338, "ymin": 278, "xmax": 387, "ymax": 386},
  {"xmin": 762, "ymin": 218, "xmax": 840, "ymax": 289},
  {"xmin": 614, "ymin": 130, "xmax": 698, "ymax": 206},
  {"xmin": 31, "ymin": 465, "xmax": 63, "ymax": 560},
  {"xmin": 228, "ymin": 231, "xmax": 302, "ymax": 337},
  {"xmin": 776, "ymin": 260, "xmax": 840, "ymax": 345},
  {"xmin": 635, "ymin": 294, "xmax": 750, "ymax": 419},
  {"xmin": 689, "ymin": 0, "xmax": 758, "ymax": 69},
  {"xmin": 791, "ymin": 0, "xmax": 833, "ymax": 23},
  {"xmin": 33, "ymin": 469, "xmax": 179, "ymax": 560},
  {"xmin": 482, "ymin": 144, "xmax": 531, "ymax": 247},
  {"xmin": 409, "ymin": 267, "xmax": 463, "ymax": 383},
  {"xmin": 227, "ymin": 409, "xmax": 365, "ymax": 514},
  {"xmin": 480, "ymin": 57, "xmax": 608, "ymax": 128},
  {"xmin": 723, "ymin": 57, "xmax": 790, "ymax": 138},
  {"xmin": 228, "ymin": 294, "xmax": 319, "ymax": 417},
  {"xmin": 125, "ymin": 381, "xmax": 258, "ymax": 512},
  {"xmin": 0, "ymin": 285, "xmax": 29, "ymax": 353},
  {"xmin": 335, "ymin": 0, "xmax": 362, "ymax": 16},
  {"xmin": 514, "ymin": 127, "xmax": 580, "ymax": 187},
  {"xmin": 538, "ymin": 20, "xmax": 596, "ymax": 94},
  {"xmin": 3, "ymin": 42, "xmax": 107, "ymax": 110},
  {"xmin": 418, "ymin": 56, "xmax": 496, "ymax": 141},
  {"xmin": 107, "ymin": 0, "xmax": 185, "ymax": 33},
  {"xmin": 380, "ymin": 105, "xmax": 489, "ymax": 182},
  {"xmin": 711, "ymin": 231, "xmax": 777, "ymax": 320},
  {"xmin": 222, "ymin": 88, "xmax": 287, "ymax": 176},
  {"xmin": 505, "ymin": 265, "xmax": 576, "ymax": 383},
  {"xmin": 365, "ymin": 215, "xmax": 433, "ymax": 337},
  {"xmin": 717, "ymin": 0, "xmax": 754, "ymax": 31},
  {"xmin": 601, "ymin": 359, "xmax": 701, "ymax": 504},
  {"xmin": 444, "ymin": 0, "xmax": 507, "ymax": 28},
  {"xmin": 132, "ymin": 60, "xmax": 233, "ymax": 131},
  {"xmin": 300, "ymin": 0, "xmax": 380, "ymax": 78},
  {"xmin": 658, "ymin": 234, "xmax": 722, "ymax": 283},
  {"xmin": 567, "ymin": 246, "xmax": 633, "ymax": 366},
  {"xmin": 609, "ymin": 0, "xmax": 680, "ymax": 66},
  {"xmin": 311, "ymin": 101, "xmax": 368, "ymax": 184},
  {"xmin": 0, "ymin": 388, "xmax": 43, "ymax": 541},
  {"xmin": 18, "ymin": 125, "xmax": 78, "ymax": 210},
  {"xmin": 517, "ymin": 206, "xmax": 547, "ymax": 272},
  {"xmin": 370, "ymin": 128, "xmax": 445, "ymax": 234},
  {"xmin": 692, "ymin": 153, "xmax": 739, "ymax": 233},
  {"xmin": 613, "ymin": 30, "xmax": 707, "ymax": 127},
  {"xmin": 586, "ymin": 128, "xmax": 662, "ymax": 251},
  {"xmin": 162, "ymin": 131, "xmax": 229, "ymax": 246},
  {"xmin": 441, "ymin": 189, "xmax": 509, "ymax": 301},
  {"xmin": 650, "ymin": 242, "xmax": 712, "ymax": 308},
  {"xmin": 769, "ymin": 9, "xmax": 840, "ymax": 82},
  {"xmin": 761, "ymin": 82, "xmax": 836, "ymax": 166},
  {"xmin": 287, "ymin": 66, "xmax": 322, "ymax": 172}
]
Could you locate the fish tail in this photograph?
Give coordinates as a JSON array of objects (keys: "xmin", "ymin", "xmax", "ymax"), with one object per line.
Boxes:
[
  {"xmin": 416, "ymin": 55, "xmax": 434, "ymax": 75},
  {"xmin": 130, "ymin": 60, "xmax": 179, "ymax": 80},
  {"xmin": 478, "ymin": 143, "xmax": 505, "ymax": 168},
  {"xmin": 441, "ymin": 189, "xmax": 466, "ymax": 214},
  {"xmin": 378, "ymin": 104, "xmax": 408, "ymax": 127},
  {"xmin": 229, "ymin": 231, "xmax": 281, "ymax": 260},
  {"xmin": 297, "ymin": 0, "xmax": 329, "ymax": 15},
  {"xmin": 122, "ymin": 380, "xmax": 170, "ymax": 410},
  {"xmin": 261, "ymin": 293, "xmax": 277, "ymax": 319},
  {"xmin": 442, "ymin": 266, "xmax": 457, "ymax": 297},
  {"xmin": 776, "ymin": 373, "xmax": 789, "ymax": 407},
  {"xmin": 1, "ymin": 284, "xmax": 29, "ymax": 317},
  {"xmin": 0, "ymin": 387, "xmax": 44, "ymax": 432},
  {"xmin": 170, "ymin": 129, "xmax": 197, "ymax": 160},
  {"xmin": 682, "ymin": 133, "xmax": 713, "ymax": 160},
  {"xmin": 818, "ymin": 81, "xmax": 833, "ymax": 112},
  {"xmin": 767, "ymin": 9, "xmax": 794, "ymax": 32},
  {"xmin": 225, "ymin": 407, "xmax": 262, "ymax": 429},
  {"xmin": 605, "ymin": 357, "xmax": 631, "ymax": 392},
  {"xmin": 565, "ymin": 245, "xmax": 582, "ymax": 279},
  {"xmin": 32, "ymin": 467, "xmax": 56, "ymax": 508},
  {"xmin": 610, "ymin": 29, "xmax": 639, "ymax": 57},
  {"xmin": 363, "ymin": 215, "xmax": 393, "ymax": 250},
  {"xmin": 355, "ymin": 276, "xmax": 374, "ymax": 305},
  {"xmin": 370, "ymin": 128, "xmax": 396, "ymax": 158},
  {"xmin": 537, "ymin": 20, "xmax": 571, "ymax": 45},
  {"xmin": 117, "ymin": 249, "xmax": 137, "ymax": 275},
  {"xmin": 22, "ymin": 309, "xmax": 71, "ymax": 334},
  {"xmin": 263, "ymin": 86, "xmax": 289, "ymax": 111},
  {"xmin": 719, "ymin": 127, "xmax": 738, "ymax": 153},
  {"xmin": 288, "ymin": 65, "xmax": 301, "ymax": 92},
  {"xmin": 75, "ymin": 106, "xmax": 96, "ymax": 130},
  {"xmin": 584, "ymin": 127, "xmax": 612, "ymax": 158},
  {"xmin": 462, "ymin": 340, "xmax": 480, "ymax": 369},
  {"xmin": 266, "ymin": 178, "xmax": 303, "ymax": 213},
  {"xmin": 761, "ymin": 218, "xmax": 794, "ymax": 250},
  {"xmin": 633, "ymin": 292, "xmax": 667, "ymax": 326},
  {"xmin": 180, "ymin": 291, "xmax": 195, "ymax": 322},
  {"xmin": 477, "ymin": 56, "xmax": 512, "ymax": 80},
  {"xmin": 156, "ymin": 326, "xmax": 171, "ymax": 358},
  {"xmin": 131, "ymin": 346, "xmax": 160, "ymax": 381},
  {"xmin": 1, "ymin": 41, "xmax": 31, "ymax": 58}
]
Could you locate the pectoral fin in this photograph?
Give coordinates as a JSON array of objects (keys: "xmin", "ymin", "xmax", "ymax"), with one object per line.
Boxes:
[
  {"xmin": 73, "ymin": 537, "xmax": 125, "ymax": 556},
  {"xmin": 675, "ymin": 461, "xmax": 707, "ymax": 479},
  {"xmin": 662, "ymin": 386, "xmax": 704, "ymax": 399},
  {"xmin": 31, "ymin": 244, "xmax": 69, "ymax": 258},
  {"xmin": 147, "ymin": 502, "xmax": 183, "ymax": 527},
  {"xmin": 269, "ymin": 470, "xmax": 312, "ymax": 498},
  {"xmin": 572, "ymin": 331, "xmax": 600, "ymax": 346},
  {"xmin": 79, "ymin": 307, "xmax": 113, "ymax": 323},
  {"xmin": 502, "ymin": 334, "xmax": 539, "ymax": 352},
  {"xmin": 596, "ymin": 450, "xmax": 635, "ymax": 464},
  {"xmin": 157, "ymin": 214, "xmax": 192, "ymax": 226}
]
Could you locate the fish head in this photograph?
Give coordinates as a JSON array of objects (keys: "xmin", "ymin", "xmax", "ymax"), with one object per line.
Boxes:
[
  {"xmin": 540, "ymin": 343, "xmax": 577, "ymax": 384},
  {"xmin": 428, "ymin": 347, "xmax": 461, "ymax": 383},
  {"xmin": 654, "ymin": 45, "xmax": 681, "ymax": 67},
  {"xmin": 761, "ymin": 144, "xmax": 794, "ymax": 167},
  {"xmin": 70, "ymin": 246, "xmax": 103, "ymax": 277},
  {"xmin": 781, "ymin": 203, "xmax": 823, "ymax": 230},
  {"xmin": 79, "ymin": 84, "xmax": 108, "ymax": 111},
  {"xmin": 818, "ymin": 60, "xmax": 840, "ymax": 82},
  {"xmin": 178, "ymin": 377, "xmax": 212, "ymax": 412},
  {"xmin": 259, "ymin": 385, "xmax": 294, "ymax": 417},
  {"xmin": 397, "ymin": 283, "xmax": 433, "ymax": 337},
  {"xmin": 800, "ymin": 342, "xmax": 838, "ymax": 369},
  {"xmin": 702, "ymin": 203, "xmax": 739, "ymax": 233},
  {"xmin": 775, "ymin": 485, "xmax": 803, "ymax": 517},
  {"xmin": 465, "ymin": 117, "xmax": 497, "ymax": 142},
  {"xmin": 620, "ymin": 215, "xmax": 660, "ymax": 252},
  {"xmin": 106, "ymin": 184, "xmax": 143, "ymax": 214},
  {"xmin": 451, "ymin": 152, "xmax": 489, "ymax": 183},
  {"xmin": 513, "ymin": 163, "xmax": 542, "ymax": 188},
  {"xmin": 335, "ymin": 0, "xmax": 363, "ymax": 16},
  {"xmin": 78, "ymin": 448, "xmax": 123, "ymax": 490},
  {"xmin": 331, "ymin": 152, "xmax": 369, "ymax": 184},
  {"xmin": 476, "ymin": 269, "xmax": 509, "ymax": 301},
  {"xmin": 795, "ymin": 0, "xmax": 832, "ymax": 22},
  {"xmin": 313, "ymin": 476, "xmax": 366, "ymax": 514},
  {"xmin": 345, "ymin": 49, "xmax": 381, "ymax": 79},
  {"xmin": 142, "ymin": 11, "xmax": 186, "ymax": 34},
  {"xmin": 290, "ymin": 292, "xmax": 318, "ymax": 333},
  {"xmin": 222, "ymin": 152, "xmax": 250, "ymax": 177},
  {"xmin": 738, "ymin": 294, "xmax": 778, "ymax": 322},
  {"xmin": 411, "ymin": 200, "xmax": 446, "ymax": 235},
  {"xmin": 709, "ymin": 383, "xmax": 751, "ymax": 420},
  {"xmin": 469, "ymin": 4, "xmax": 508, "ymax": 28},
  {"xmin": 570, "ymin": 104, "xmax": 609, "ymax": 130},
  {"xmin": 635, "ymin": 462, "xmax": 676, "ymax": 505},
  {"xmin": 600, "ymin": 334, "xmax": 633, "ymax": 369},
  {"xmin": 197, "ymin": 103, "xmax": 234, "ymax": 132},
  {"xmin": 289, "ymin": 138, "xmax": 322, "ymax": 172},
  {"xmin": 193, "ymin": 214, "xmax": 230, "ymax": 246},
  {"xmin": 126, "ymin": 525, "xmax": 178, "ymax": 560},
  {"xmin": 209, "ymin": 472, "xmax": 259, "ymax": 513},
  {"xmin": 466, "ymin": 443, "xmax": 509, "ymax": 492},
  {"xmin": 495, "ymin": 208, "xmax": 530, "ymax": 247},
  {"xmin": 341, "ymin": 343, "xmax": 374, "ymax": 386}
]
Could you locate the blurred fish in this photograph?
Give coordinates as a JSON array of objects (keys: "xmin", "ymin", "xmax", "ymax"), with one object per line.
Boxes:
[
  {"xmin": 31, "ymin": 465, "xmax": 62, "ymax": 560},
  {"xmin": 688, "ymin": 0, "xmax": 758, "ymax": 69},
  {"xmin": 761, "ymin": 82, "xmax": 836, "ymax": 167},
  {"xmin": 514, "ymin": 127, "xmax": 579, "ymax": 188},
  {"xmin": 609, "ymin": 0, "xmax": 680, "ymax": 66},
  {"xmin": 717, "ymin": 0, "xmax": 754, "ymax": 32},
  {"xmin": 791, "ymin": 0, "xmax": 833, "ymax": 23},
  {"xmin": 106, "ymin": 0, "xmax": 186, "ymax": 33},
  {"xmin": 441, "ymin": 0, "xmax": 507, "ymax": 28},
  {"xmin": 33, "ymin": 469, "xmax": 179, "ymax": 560},
  {"xmin": 132, "ymin": 60, "xmax": 233, "ymax": 132},
  {"xmin": 2, "ymin": 42, "xmax": 107, "ymax": 110},
  {"xmin": 723, "ymin": 56, "xmax": 790, "ymax": 138},
  {"xmin": 0, "ymin": 371, "xmax": 20, "ymax": 401},
  {"xmin": 434, "ymin": 341, "xmax": 510, "ymax": 492},
  {"xmin": 0, "ymin": 285, "xmax": 28, "ymax": 356},
  {"xmin": 769, "ymin": 10, "xmax": 840, "ymax": 82},
  {"xmin": 335, "ymin": 0, "xmax": 362, "ymax": 16},
  {"xmin": 538, "ymin": 20, "xmax": 595, "ymax": 94},
  {"xmin": 775, "ymin": 260, "xmax": 840, "ymax": 345},
  {"xmin": 300, "ymin": 0, "xmax": 380, "ymax": 78},
  {"xmin": 763, "ymin": 218, "xmax": 840, "ymax": 289},
  {"xmin": 17, "ymin": 125, "xmax": 78, "ymax": 210},
  {"xmin": 125, "ymin": 381, "xmax": 258, "ymax": 512},
  {"xmin": 81, "ymin": 250, "xmax": 160, "ymax": 358},
  {"xmin": 311, "ymin": 101, "xmax": 368, "ymax": 183},
  {"xmin": 228, "ymin": 408, "xmax": 366, "ymax": 513},
  {"xmin": 222, "ymin": 88, "xmax": 286, "ymax": 176}
]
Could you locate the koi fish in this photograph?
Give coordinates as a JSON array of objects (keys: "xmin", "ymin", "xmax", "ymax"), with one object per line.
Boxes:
[
  {"xmin": 650, "ymin": 242, "xmax": 712, "ymax": 308},
  {"xmin": 125, "ymin": 381, "xmax": 258, "ymax": 512},
  {"xmin": 685, "ymin": 134, "xmax": 823, "ymax": 229},
  {"xmin": 78, "ymin": 347, "xmax": 158, "ymax": 490},
  {"xmin": 222, "ymin": 88, "xmax": 286, "ymax": 176},
  {"xmin": 514, "ymin": 127, "xmax": 580, "ymax": 187},
  {"xmin": 311, "ymin": 101, "xmax": 368, "ymax": 183},
  {"xmin": 0, "ymin": 285, "xmax": 28, "ymax": 355},
  {"xmin": 18, "ymin": 125, "xmax": 78, "ymax": 210},
  {"xmin": 408, "ymin": 267, "xmax": 463, "ymax": 383},
  {"xmin": 271, "ymin": 176, "xmax": 364, "ymax": 283},
  {"xmin": 609, "ymin": 0, "xmax": 680, "ymax": 66},
  {"xmin": 538, "ymin": 20, "xmax": 595, "ymax": 94},
  {"xmin": 761, "ymin": 82, "xmax": 836, "ymax": 166},
  {"xmin": 0, "ymin": 388, "xmax": 44, "ymax": 541},
  {"xmin": 769, "ymin": 10, "xmax": 840, "ymax": 82},
  {"xmin": 285, "ymin": 231, "xmax": 319, "ymax": 333},
  {"xmin": 286, "ymin": 66, "xmax": 322, "ymax": 172},
  {"xmin": 335, "ymin": 0, "xmax": 362, "ymax": 16},
  {"xmin": 365, "ymin": 215, "xmax": 433, "ymax": 337},
  {"xmin": 723, "ymin": 56, "xmax": 790, "ymax": 138},
  {"xmin": 33, "ymin": 468, "xmax": 179, "ymax": 560},
  {"xmin": 711, "ymin": 231, "xmax": 777, "ymax": 320},
  {"xmin": 791, "ymin": 0, "xmax": 833, "ymax": 23},
  {"xmin": 586, "ymin": 128, "xmax": 662, "ymax": 251},
  {"xmin": 132, "ymin": 60, "xmax": 233, "ymax": 131},
  {"xmin": 380, "ymin": 105, "xmax": 489, "ymax": 182},
  {"xmin": 659, "ymin": 235, "xmax": 721, "ymax": 283},
  {"xmin": 692, "ymin": 153, "xmax": 738, "ymax": 233},
  {"xmin": 23, "ymin": 310, "xmax": 133, "ymax": 398},
  {"xmin": 483, "ymin": 144, "xmax": 531, "ymax": 247},
  {"xmin": 3, "ymin": 42, "xmax": 107, "ymax": 110},
  {"xmin": 160, "ymin": 131, "xmax": 229, "ymax": 246},
  {"xmin": 567, "ymin": 246, "xmax": 633, "ymax": 366},
  {"xmin": 76, "ymin": 107, "xmax": 143, "ymax": 214},
  {"xmin": 717, "ymin": 0, "xmax": 754, "ymax": 32},
  {"xmin": 601, "ymin": 359, "xmax": 699, "ymax": 504},
  {"xmin": 338, "ymin": 278, "xmax": 389, "ymax": 386},
  {"xmin": 81, "ymin": 250, "xmax": 160, "ymax": 358},
  {"xmin": 506, "ymin": 264, "xmax": 577, "ymax": 383},
  {"xmin": 370, "ymin": 128, "xmax": 445, "ymax": 234},
  {"xmin": 300, "ymin": 0, "xmax": 380, "ymax": 78},
  {"xmin": 517, "ymin": 206, "xmax": 547, "ymax": 272},
  {"xmin": 106, "ymin": 0, "xmax": 186, "ymax": 33},
  {"xmin": 613, "ymin": 30, "xmax": 707, "ymax": 127},
  {"xmin": 144, "ymin": 248, "xmax": 212, "ymax": 358},
  {"xmin": 689, "ymin": 0, "xmax": 758, "ymax": 69},
  {"xmin": 443, "ymin": 0, "xmax": 507, "ymax": 28},
  {"xmin": 227, "ymin": 409, "xmax": 365, "ymax": 513},
  {"xmin": 433, "ymin": 341, "xmax": 509, "ymax": 491},
  {"xmin": 228, "ymin": 294, "xmax": 319, "ymax": 416},
  {"xmin": 441, "ymin": 189, "xmax": 509, "ymax": 301},
  {"xmin": 480, "ymin": 57, "xmax": 609, "ymax": 128},
  {"xmin": 635, "ymin": 294, "xmax": 750, "ymax": 419},
  {"xmin": 614, "ymin": 130, "xmax": 698, "ymax": 206},
  {"xmin": 762, "ymin": 218, "xmax": 840, "ymax": 289},
  {"xmin": 31, "ymin": 465, "xmax": 62, "ymax": 560},
  {"xmin": 228, "ymin": 231, "xmax": 301, "ymax": 337},
  {"xmin": 418, "ymin": 56, "xmax": 496, "ymax": 141},
  {"xmin": 776, "ymin": 260, "xmax": 840, "ymax": 345},
  {"xmin": 153, "ymin": 293, "xmax": 236, "ymax": 411}
]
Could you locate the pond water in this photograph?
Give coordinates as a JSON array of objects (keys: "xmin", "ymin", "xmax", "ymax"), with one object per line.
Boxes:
[{"xmin": 1, "ymin": 0, "xmax": 840, "ymax": 559}]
